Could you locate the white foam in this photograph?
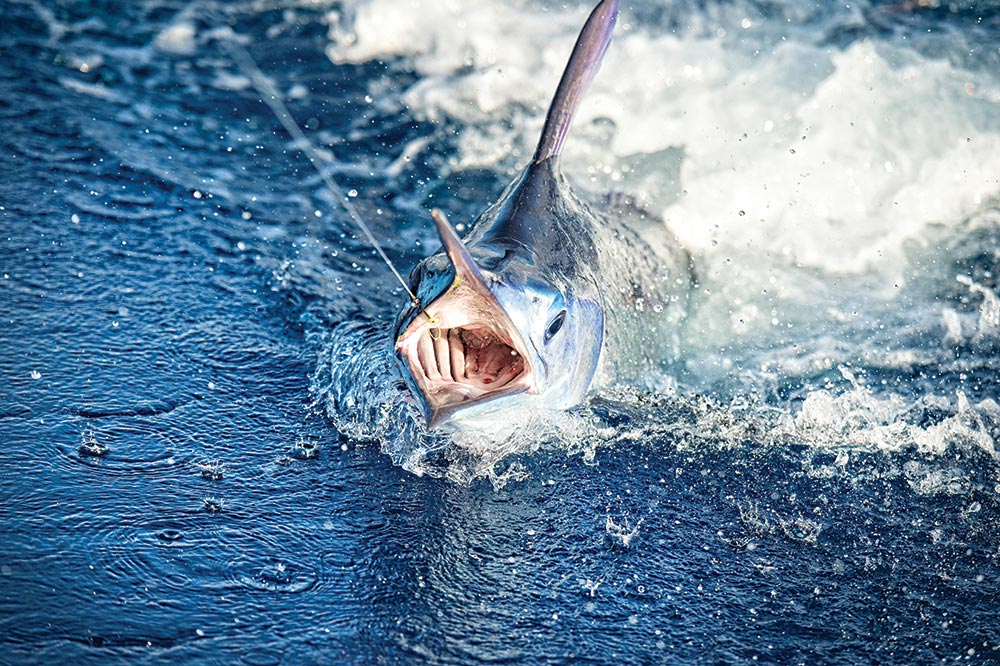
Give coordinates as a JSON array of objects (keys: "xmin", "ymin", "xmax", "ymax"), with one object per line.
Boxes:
[
  {"xmin": 316, "ymin": 0, "xmax": 1000, "ymax": 488},
  {"xmin": 326, "ymin": 0, "xmax": 1000, "ymax": 273},
  {"xmin": 957, "ymin": 275, "xmax": 1000, "ymax": 344}
]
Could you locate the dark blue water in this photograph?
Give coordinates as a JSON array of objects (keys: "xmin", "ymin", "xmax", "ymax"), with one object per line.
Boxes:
[{"xmin": 2, "ymin": 1, "xmax": 1000, "ymax": 664}]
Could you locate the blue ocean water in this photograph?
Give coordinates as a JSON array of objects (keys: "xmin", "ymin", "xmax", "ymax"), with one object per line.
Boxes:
[{"xmin": 2, "ymin": 0, "xmax": 999, "ymax": 663}]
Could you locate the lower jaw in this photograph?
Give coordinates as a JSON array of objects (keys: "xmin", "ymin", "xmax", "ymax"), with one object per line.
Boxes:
[
  {"xmin": 421, "ymin": 383, "xmax": 530, "ymax": 428},
  {"xmin": 420, "ymin": 371, "xmax": 529, "ymax": 408}
]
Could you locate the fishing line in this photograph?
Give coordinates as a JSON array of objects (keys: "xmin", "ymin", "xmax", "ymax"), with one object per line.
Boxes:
[{"xmin": 220, "ymin": 29, "xmax": 432, "ymax": 320}]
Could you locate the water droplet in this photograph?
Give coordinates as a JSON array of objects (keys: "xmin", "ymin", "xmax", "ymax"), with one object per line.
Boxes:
[
  {"xmin": 79, "ymin": 431, "xmax": 109, "ymax": 457},
  {"xmin": 292, "ymin": 436, "xmax": 319, "ymax": 460},
  {"xmin": 157, "ymin": 529, "xmax": 184, "ymax": 541},
  {"xmin": 197, "ymin": 461, "xmax": 224, "ymax": 481}
]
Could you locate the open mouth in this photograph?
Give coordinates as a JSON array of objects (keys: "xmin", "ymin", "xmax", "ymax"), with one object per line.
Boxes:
[
  {"xmin": 395, "ymin": 208, "xmax": 536, "ymax": 427},
  {"xmin": 410, "ymin": 325, "xmax": 525, "ymax": 387},
  {"xmin": 395, "ymin": 301, "xmax": 535, "ymax": 427}
]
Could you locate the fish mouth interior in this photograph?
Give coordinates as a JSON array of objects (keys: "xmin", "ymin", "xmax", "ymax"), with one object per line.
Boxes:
[{"xmin": 396, "ymin": 291, "xmax": 534, "ymax": 425}]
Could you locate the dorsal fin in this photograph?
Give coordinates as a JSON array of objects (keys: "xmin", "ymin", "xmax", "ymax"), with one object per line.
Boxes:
[{"xmin": 532, "ymin": 0, "xmax": 618, "ymax": 164}]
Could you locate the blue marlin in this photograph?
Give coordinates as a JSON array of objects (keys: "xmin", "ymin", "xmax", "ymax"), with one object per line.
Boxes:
[{"xmin": 394, "ymin": 0, "xmax": 691, "ymax": 428}]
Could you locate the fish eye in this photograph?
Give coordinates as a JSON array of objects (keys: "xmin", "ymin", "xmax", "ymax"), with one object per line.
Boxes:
[{"xmin": 544, "ymin": 310, "xmax": 567, "ymax": 342}]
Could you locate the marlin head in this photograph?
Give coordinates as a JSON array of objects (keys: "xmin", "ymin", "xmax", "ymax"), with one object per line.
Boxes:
[
  {"xmin": 393, "ymin": 209, "xmax": 537, "ymax": 429},
  {"xmin": 394, "ymin": 0, "xmax": 619, "ymax": 428},
  {"xmin": 394, "ymin": 200, "xmax": 605, "ymax": 427}
]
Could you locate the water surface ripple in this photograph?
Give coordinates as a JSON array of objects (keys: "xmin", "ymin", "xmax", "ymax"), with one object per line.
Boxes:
[{"xmin": 2, "ymin": 1, "xmax": 999, "ymax": 664}]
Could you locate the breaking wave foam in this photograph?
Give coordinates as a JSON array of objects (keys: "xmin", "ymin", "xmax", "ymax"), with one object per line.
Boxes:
[
  {"xmin": 314, "ymin": 323, "xmax": 1000, "ymax": 494},
  {"xmin": 327, "ymin": 0, "xmax": 1000, "ymax": 273}
]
